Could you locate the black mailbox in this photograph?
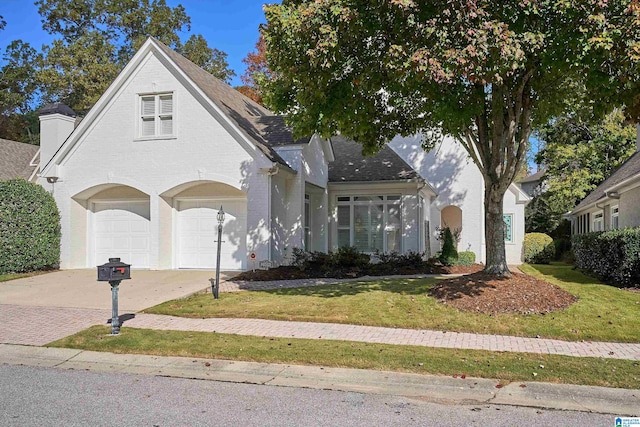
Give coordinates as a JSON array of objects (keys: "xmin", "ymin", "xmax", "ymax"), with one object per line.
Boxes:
[{"xmin": 97, "ymin": 258, "xmax": 131, "ymax": 282}]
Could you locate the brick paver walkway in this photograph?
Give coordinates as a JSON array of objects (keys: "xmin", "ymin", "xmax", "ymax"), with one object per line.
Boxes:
[
  {"xmin": 0, "ymin": 304, "xmax": 111, "ymax": 346},
  {"xmin": 123, "ymin": 314, "xmax": 640, "ymax": 361}
]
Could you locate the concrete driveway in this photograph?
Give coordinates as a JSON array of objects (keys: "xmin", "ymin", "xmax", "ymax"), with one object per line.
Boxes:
[{"xmin": 0, "ymin": 269, "xmax": 237, "ymax": 312}]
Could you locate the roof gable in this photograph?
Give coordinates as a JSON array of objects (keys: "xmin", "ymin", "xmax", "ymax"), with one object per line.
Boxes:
[
  {"xmin": 328, "ymin": 136, "xmax": 422, "ymax": 183},
  {"xmin": 42, "ymin": 37, "xmax": 299, "ymax": 176}
]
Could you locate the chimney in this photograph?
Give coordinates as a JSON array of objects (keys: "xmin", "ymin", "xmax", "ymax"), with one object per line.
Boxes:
[{"xmin": 39, "ymin": 103, "xmax": 76, "ymax": 178}]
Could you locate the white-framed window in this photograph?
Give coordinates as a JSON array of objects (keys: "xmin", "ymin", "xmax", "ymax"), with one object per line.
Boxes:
[
  {"xmin": 139, "ymin": 93, "xmax": 174, "ymax": 138},
  {"xmin": 336, "ymin": 195, "xmax": 402, "ymax": 253},
  {"xmin": 593, "ymin": 212, "xmax": 604, "ymax": 231},
  {"xmin": 611, "ymin": 205, "xmax": 619, "ymax": 230},
  {"xmin": 304, "ymin": 194, "xmax": 311, "ymax": 250},
  {"xmin": 503, "ymin": 214, "xmax": 513, "ymax": 243}
]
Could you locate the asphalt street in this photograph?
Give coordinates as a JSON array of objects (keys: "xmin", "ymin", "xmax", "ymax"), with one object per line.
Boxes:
[{"xmin": 0, "ymin": 364, "xmax": 613, "ymax": 427}]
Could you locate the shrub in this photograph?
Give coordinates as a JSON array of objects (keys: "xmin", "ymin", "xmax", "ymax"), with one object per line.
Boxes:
[
  {"xmin": 456, "ymin": 251, "xmax": 476, "ymax": 266},
  {"xmin": 523, "ymin": 233, "xmax": 555, "ymax": 264},
  {"xmin": 291, "ymin": 246, "xmax": 369, "ymax": 274},
  {"xmin": 0, "ymin": 179, "xmax": 61, "ymax": 273},
  {"xmin": 553, "ymin": 237, "xmax": 572, "ymax": 261},
  {"xmin": 439, "ymin": 227, "xmax": 458, "ymax": 266},
  {"xmin": 573, "ymin": 228, "xmax": 640, "ymax": 287},
  {"xmin": 375, "ymin": 250, "xmax": 425, "ymax": 269},
  {"xmin": 331, "ymin": 246, "xmax": 370, "ymax": 269}
]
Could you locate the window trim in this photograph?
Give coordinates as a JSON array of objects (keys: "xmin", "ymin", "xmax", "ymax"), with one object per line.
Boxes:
[
  {"xmin": 304, "ymin": 194, "xmax": 311, "ymax": 250},
  {"xmin": 503, "ymin": 213, "xmax": 514, "ymax": 243},
  {"xmin": 335, "ymin": 195, "xmax": 402, "ymax": 253},
  {"xmin": 593, "ymin": 211, "xmax": 604, "ymax": 232},
  {"xmin": 135, "ymin": 91, "xmax": 176, "ymax": 140},
  {"xmin": 611, "ymin": 205, "xmax": 619, "ymax": 230}
]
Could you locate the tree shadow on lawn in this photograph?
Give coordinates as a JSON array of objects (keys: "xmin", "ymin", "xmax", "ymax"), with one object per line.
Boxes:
[{"xmin": 252, "ymin": 278, "xmax": 437, "ymax": 298}]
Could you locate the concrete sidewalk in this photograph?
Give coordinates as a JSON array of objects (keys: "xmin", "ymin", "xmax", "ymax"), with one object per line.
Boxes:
[{"xmin": 1, "ymin": 343, "xmax": 637, "ymax": 417}]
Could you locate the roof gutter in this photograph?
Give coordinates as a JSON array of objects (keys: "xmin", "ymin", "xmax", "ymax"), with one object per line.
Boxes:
[{"xmin": 603, "ymin": 172, "xmax": 640, "ymax": 194}]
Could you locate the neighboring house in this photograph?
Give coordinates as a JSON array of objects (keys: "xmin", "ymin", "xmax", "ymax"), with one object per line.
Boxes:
[
  {"xmin": 35, "ymin": 37, "xmax": 528, "ymax": 270},
  {"xmin": 0, "ymin": 138, "xmax": 39, "ymax": 182},
  {"xmin": 570, "ymin": 126, "xmax": 640, "ymax": 234},
  {"xmin": 518, "ymin": 168, "xmax": 547, "ymax": 198}
]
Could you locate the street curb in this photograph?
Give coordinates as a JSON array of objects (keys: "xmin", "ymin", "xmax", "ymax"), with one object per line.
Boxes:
[{"xmin": 1, "ymin": 343, "xmax": 638, "ymax": 416}]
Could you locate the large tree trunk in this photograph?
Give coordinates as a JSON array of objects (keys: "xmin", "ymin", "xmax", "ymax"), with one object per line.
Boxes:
[{"xmin": 484, "ymin": 181, "xmax": 510, "ymax": 275}]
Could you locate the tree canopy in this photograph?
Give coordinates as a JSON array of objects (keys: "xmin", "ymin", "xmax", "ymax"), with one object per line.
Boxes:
[
  {"xmin": 263, "ymin": 0, "xmax": 640, "ymax": 274},
  {"xmin": 239, "ymin": 34, "xmax": 273, "ymax": 105},
  {"xmin": 527, "ymin": 109, "xmax": 637, "ymax": 233},
  {"xmin": 0, "ymin": 1, "xmax": 236, "ymax": 121}
]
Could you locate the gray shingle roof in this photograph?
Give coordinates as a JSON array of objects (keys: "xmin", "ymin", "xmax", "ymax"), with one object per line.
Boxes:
[
  {"xmin": 518, "ymin": 167, "xmax": 546, "ymax": 183},
  {"xmin": 573, "ymin": 151, "xmax": 640, "ymax": 212},
  {"xmin": 152, "ymin": 39, "xmax": 301, "ymax": 171},
  {"xmin": 328, "ymin": 136, "xmax": 421, "ymax": 183},
  {"xmin": 0, "ymin": 138, "xmax": 39, "ymax": 181}
]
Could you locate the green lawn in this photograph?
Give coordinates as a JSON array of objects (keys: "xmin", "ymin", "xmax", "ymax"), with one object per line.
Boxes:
[
  {"xmin": 146, "ymin": 264, "xmax": 640, "ymax": 343},
  {"xmin": 0, "ymin": 271, "xmax": 50, "ymax": 282},
  {"xmin": 48, "ymin": 326, "xmax": 640, "ymax": 389}
]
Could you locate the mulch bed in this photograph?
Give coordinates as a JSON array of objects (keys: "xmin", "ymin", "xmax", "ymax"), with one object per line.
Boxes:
[
  {"xmin": 431, "ymin": 264, "xmax": 484, "ymax": 275},
  {"xmin": 428, "ymin": 272, "xmax": 579, "ymax": 315},
  {"xmin": 233, "ymin": 263, "xmax": 486, "ymax": 282}
]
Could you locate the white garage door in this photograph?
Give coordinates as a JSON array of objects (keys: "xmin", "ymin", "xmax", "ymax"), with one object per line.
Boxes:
[
  {"xmin": 177, "ymin": 199, "xmax": 247, "ymax": 270},
  {"xmin": 93, "ymin": 201, "xmax": 151, "ymax": 268}
]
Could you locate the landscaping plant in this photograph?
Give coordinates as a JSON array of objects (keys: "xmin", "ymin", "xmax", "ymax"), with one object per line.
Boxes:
[
  {"xmin": 439, "ymin": 227, "xmax": 459, "ymax": 266},
  {"xmin": 572, "ymin": 228, "xmax": 640, "ymax": 287},
  {"xmin": 0, "ymin": 178, "xmax": 60, "ymax": 273},
  {"xmin": 523, "ymin": 233, "xmax": 555, "ymax": 264}
]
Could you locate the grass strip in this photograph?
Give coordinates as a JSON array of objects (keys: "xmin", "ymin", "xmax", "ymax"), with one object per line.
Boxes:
[
  {"xmin": 145, "ymin": 265, "xmax": 640, "ymax": 343},
  {"xmin": 49, "ymin": 326, "xmax": 640, "ymax": 389},
  {"xmin": 0, "ymin": 271, "xmax": 50, "ymax": 282}
]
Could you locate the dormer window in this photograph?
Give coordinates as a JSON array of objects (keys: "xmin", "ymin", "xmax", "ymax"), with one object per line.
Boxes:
[{"xmin": 139, "ymin": 93, "xmax": 173, "ymax": 138}]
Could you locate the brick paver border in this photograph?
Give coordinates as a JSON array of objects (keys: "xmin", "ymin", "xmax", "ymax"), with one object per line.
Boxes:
[{"xmin": 124, "ymin": 314, "xmax": 640, "ymax": 361}]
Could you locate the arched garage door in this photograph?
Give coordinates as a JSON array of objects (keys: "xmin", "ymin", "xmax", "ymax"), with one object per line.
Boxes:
[
  {"xmin": 93, "ymin": 201, "xmax": 151, "ymax": 268},
  {"xmin": 177, "ymin": 199, "xmax": 247, "ymax": 270}
]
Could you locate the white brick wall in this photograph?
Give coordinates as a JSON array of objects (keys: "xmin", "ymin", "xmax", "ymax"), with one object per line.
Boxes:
[
  {"xmin": 41, "ymin": 50, "xmax": 274, "ymax": 270},
  {"xmin": 390, "ymin": 134, "xmax": 527, "ymax": 265}
]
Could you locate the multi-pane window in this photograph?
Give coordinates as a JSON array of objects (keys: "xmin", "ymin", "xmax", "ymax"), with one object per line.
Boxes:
[
  {"xmin": 140, "ymin": 93, "xmax": 173, "ymax": 137},
  {"xmin": 593, "ymin": 212, "xmax": 604, "ymax": 231},
  {"xmin": 304, "ymin": 194, "xmax": 311, "ymax": 250},
  {"xmin": 611, "ymin": 206, "xmax": 619, "ymax": 230},
  {"xmin": 503, "ymin": 214, "xmax": 513, "ymax": 243},
  {"xmin": 336, "ymin": 195, "xmax": 402, "ymax": 253}
]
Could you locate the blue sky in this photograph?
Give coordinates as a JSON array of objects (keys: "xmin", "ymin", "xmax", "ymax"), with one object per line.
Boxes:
[{"xmin": 0, "ymin": 0, "xmax": 268, "ymax": 87}]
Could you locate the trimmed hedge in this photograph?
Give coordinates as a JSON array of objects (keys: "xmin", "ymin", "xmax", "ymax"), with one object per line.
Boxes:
[
  {"xmin": 456, "ymin": 251, "xmax": 476, "ymax": 266},
  {"xmin": 523, "ymin": 233, "xmax": 555, "ymax": 264},
  {"xmin": 0, "ymin": 179, "xmax": 61, "ymax": 273},
  {"xmin": 572, "ymin": 228, "xmax": 640, "ymax": 287}
]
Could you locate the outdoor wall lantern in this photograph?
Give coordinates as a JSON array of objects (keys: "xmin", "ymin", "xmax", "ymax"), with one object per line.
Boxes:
[{"xmin": 209, "ymin": 206, "xmax": 225, "ymax": 299}]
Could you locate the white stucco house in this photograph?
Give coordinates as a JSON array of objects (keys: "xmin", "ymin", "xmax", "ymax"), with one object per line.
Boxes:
[{"xmin": 35, "ymin": 38, "xmax": 528, "ymax": 270}]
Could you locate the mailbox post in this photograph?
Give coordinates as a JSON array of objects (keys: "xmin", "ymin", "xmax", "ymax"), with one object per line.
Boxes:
[{"xmin": 97, "ymin": 258, "xmax": 131, "ymax": 335}]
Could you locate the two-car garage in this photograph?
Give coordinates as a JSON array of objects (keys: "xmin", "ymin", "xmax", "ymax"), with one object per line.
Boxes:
[{"xmin": 89, "ymin": 184, "xmax": 247, "ymax": 270}]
